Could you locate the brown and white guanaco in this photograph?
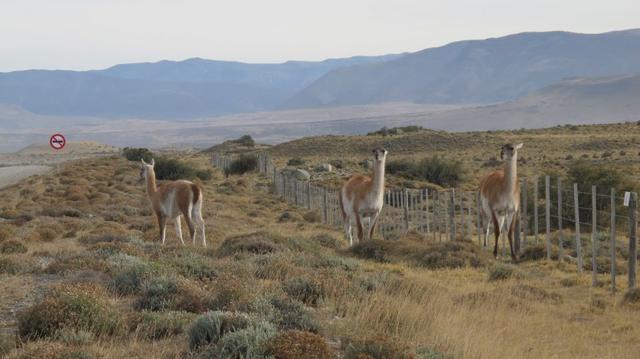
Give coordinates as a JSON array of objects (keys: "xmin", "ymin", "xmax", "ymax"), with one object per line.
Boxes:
[
  {"xmin": 479, "ymin": 143, "xmax": 523, "ymax": 261},
  {"xmin": 340, "ymin": 148, "xmax": 387, "ymax": 246},
  {"xmin": 140, "ymin": 158, "xmax": 206, "ymax": 246}
]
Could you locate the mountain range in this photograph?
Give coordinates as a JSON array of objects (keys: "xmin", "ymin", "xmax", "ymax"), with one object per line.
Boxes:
[{"xmin": 1, "ymin": 29, "xmax": 639, "ymax": 120}]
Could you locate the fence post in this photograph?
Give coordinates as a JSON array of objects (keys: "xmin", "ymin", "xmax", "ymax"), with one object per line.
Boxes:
[
  {"xmin": 611, "ymin": 188, "xmax": 616, "ymax": 293},
  {"xmin": 522, "ymin": 179, "xmax": 528, "ymax": 250},
  {"xmin": 629, "ymin": 192, "xmax": 637, "ymax": 289},
  {"xmin": 306, "ymin": 182, "xmax": 312, "ymax": 210},
  {"xmin": 591, "ymin": 185, "xmax": 597, "ymax": 287},
  {"xmin": 557, "ymin": 178, "xmax": 563, "ymax": 260},
  {"xmin": 459, "ymin": 191, "xmax": 465, "ymax": 239},
  {"xmin": 403, "ymin": 189, "xmax": 410, "ymax": 232},
  {"xmin": 574, "ymin": 183, "xmax": 583, "ymax": 272},
  {"xmin": 545, "ymin": 176, "xmax": 551, "ymax": 260},
  {"xmin": 534, "ymin": 176, "xmax": 539, "ymax": 244},
  {"xmin": 425, "ymin": 189, "xmax": 430, "ymax": 235},
  {"xmin": 467, "ymin": 192, "xmax": 473, "ymax": 242},
  {"xmin": 450, "ymin": 190, "xmax": 456, "ymax": 241},
  {"xmin": 476, "ymin": 191, "xmax": 482, "ymax": 246}
]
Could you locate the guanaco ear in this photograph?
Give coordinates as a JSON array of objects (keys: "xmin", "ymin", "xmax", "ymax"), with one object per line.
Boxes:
[
  {"xmin": 514, "ymin": 143, "xmax": 523, "ymax": 150},
  {"xmin": 150, "ymin": 158, "xmax": 155, "ymax": 167},
  {"xmin": 141, "ymin": 158, "xmax": 147, "ymax": 165}
]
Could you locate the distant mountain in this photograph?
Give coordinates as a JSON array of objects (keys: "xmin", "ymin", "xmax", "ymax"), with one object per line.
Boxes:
[
  {"xmin": 284, "ymin": 29, "xmax": 640, "ymax": 108},
  {"xmin": 0, "ymin": 55, "xmax": 402, "ymax": 119}
]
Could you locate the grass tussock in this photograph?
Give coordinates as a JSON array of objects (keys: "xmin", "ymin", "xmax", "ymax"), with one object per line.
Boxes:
[{"xmin": 265, "ymin": 330, "xmax": 334, "ymax": 359}]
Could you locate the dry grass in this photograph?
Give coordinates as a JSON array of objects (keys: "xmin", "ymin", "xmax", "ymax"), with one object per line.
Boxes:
[{"xmin": 1, "ymin": 126, "xmax": 640, "ymax": 357}]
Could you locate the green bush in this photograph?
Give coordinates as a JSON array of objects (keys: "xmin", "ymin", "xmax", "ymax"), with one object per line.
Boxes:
[
  {"xmin": 386, "ymin": 156, "xmax": 465, "ymax": 187},
  {"xmin": 265, "ymin": 330, "xmax": 334, "ymax": 359},
  {"xmin": 218, "ymin": 321, "xmax": 277, "ymax": 359},
  {"xmin": 230, "ymin": 135, "xmax": 256, "ymax": 147},
  {"xmin": 122, "ymin": 147, "xmax": 153, "ymax": 162},
  {"xmin": 129, "ymin": 311, "xmax": 194, "ymax": 340},
  {"xmin": 110, "ymin": 264, "xmax": 152, "ymax": 295},
  {"xmin": 0, "ymin": 239, "xmax": 27, "ymax": 254},
  {"xmin": 368, "ymin": 126, "xmax": 423, "ymax": 136},
  {"xmin": 135, "ymin": 277, "xmax": 178, "ymax": 311},
  {"xmin": 270, "ymin": 298, "xmax": 320, "ymax": 333},
  {"xmin": 488, "ymin": 263, "xmax": 515, "ymax": 281},
  {"xmin": 344, "ymin": 336, "xmax": 410, "ymax": 359},
  {"xmin": 287, "ymin": 157, "xmax": 306, "ymax": 166},
  {"xmin": 188, "ymin": 311, "xmax": 251, "ymax": 350},
  {"xmin": 154, "ymin": 157, "xmax": 210, "ymax": 181},
  {"xmin": 0, "ymin": 332, "xmax": 15, "ymax": 356},
  {"xmin": 225, "ymin": 155, "xmax": 258, "ymax": 176},
  {"xmin": 283, "ymin": 278, "xmax": 325, "ymax": 306},
  {"xmin": 218, "ymin": 232, "xmax": 282, "ymax": 257},
  {"xmin": 18, "ymin": 285, "xmax": 124, "ymax": 340}
]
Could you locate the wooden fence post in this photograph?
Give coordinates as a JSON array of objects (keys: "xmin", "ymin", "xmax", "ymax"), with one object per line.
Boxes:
[
  {"xmin": 545, "ymin": 176, "xmax": 551, "ymax": 260},
  {"xmin": 574, "ymin": 183, "xmax": 583, "ymax": 272},
  {"xmin": 459, "ymin": 191, "xmax": 465, "ymax": 239},
  {"xmin": 467, "ymin": 192, "xmax": 473, "ymax": 242},
  {"xmin": 629, "ymin": 192, "xmax": 637, "ymax": 289},
  {"xmin": 403, "ymin": 189, "xmax": 410, "ymax": 232},
  {"xmin": 591, "ymin": 185, "xmax": 597, "ymax": 287},
  {"xmin": 611, "ymin": 188, "xmax": 616, "ymax": 293},
  {"xmin": 476, "ymin": 191, "xmax": 482, "ymax": 246},
  {"xmin": 450, "ymin": 190, "xmax": 456, "ymax": 241},
  {"xmin": 534, "ymin": 176, "xmax": 539, "ymax": 244},
  {"xmin": 522, "ymin": 179, "xmax": 528, "ymax": 250},
  {"xmin": 557, "ymin": 178, "xmax": 563, "ymax": 260},
  {"xmin": 322, "ymin": 188, "xmax": 328, "ymax": 223},
  {"xmin": 425, "ymin": 189, "xmax": 430, "ymax": 235}
]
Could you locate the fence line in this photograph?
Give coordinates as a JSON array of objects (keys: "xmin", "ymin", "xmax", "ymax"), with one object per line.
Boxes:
[{"xmin": 212, "ymin": 152, "xmax": 639, "ymax": 290}]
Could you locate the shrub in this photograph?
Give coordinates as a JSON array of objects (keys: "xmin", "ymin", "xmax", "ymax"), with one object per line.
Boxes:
[
  {"xmin": 386, "ymin": 156, "xmax": 465, "ymax": 187},
  {"xmin": 218, "ymin": 321, "xmax": 277, "ymax": 359},
  {"xmin": 0, "ymin": 239, "xmax": 27, "ymax": 254},
  {"xmin": 225, "ymin": 155, "xmax": 258, "ymax": 176},
  {"xmin": 110, "ymin": 264, "xmax": 152, "ymax": 295},
  {"xmin": 135, "ymin": 277, "xmax": 178, "ymax": 311},
  {"xmin": 0, "ymin": 225, "xmax": 15, "ymax": 241},
  {"xmin": 218, "ymin": 232, "xmax": 282, "ymax": 257},
  {"xmin": 270, "ymin": 298, "xmax": 320, "ymax": 333},
  {"xmin": 349, "ymin": 240, "xmax": 391, "ymax": 263},
  {"xmin": 0, "ymin": 332, "xmax": 15, "ymax": 356},
  {"xmin": 344, "ymin": 336, "xmax": 410, "ymax": 359},
  {"xmin": 287, "ymin": 158, "xmax": 306, "ymax": 166},
  {"xmin": 188, "ymin": 311, "xmax": 251, "ymax": 350},
  {"xmin": 170, "ymin": 253, "xmax": 218, "ymax": 281},
  {"xmin": 230, "ymin": 135, "xmax": 255, "ymax": 147},
  {"xmin": 129, "ymin": 311, "xmax": 194, "ymax": 340},
  {"xmin": 154, "ymin": 157, "xmax": 210, "ymax": 181},
  {"xmin": 283, "ymin": 278, "xmax": 325, "ymax": 306},
  {"xmin": 415, "ymin": 346, "xmax": 452, "ymax": 359},
  {"xmin": 312, "ymin": 234, "xmax": 340, "ymax": 249},
  {"xmin": 488, "ymin": 263, "xmax": 515, "ymax": 281},
  {"xmin": 123, "ymin": 147, "xmax": 153, "ymax": 162},
  {"xmin": 621, "ymin": 288, "xmax": 640, "ymax": 309},
  {"xmin": 510, "ymin": 284, "xmax": 562, "ymax": 303},
  {"xmin": 210, "ymin": 273, "xmax": 254, "ymax": 311},
  {"xmin": 303, "ymin": 211, "xmax": 322, "ymax": 223},
  {"xmin": 18, "ymin": 285, "xmax": 124, "ymax": 340},
  {"xmin": 265, "ymin": 330, "xmax": 333, "ymax": 359}
]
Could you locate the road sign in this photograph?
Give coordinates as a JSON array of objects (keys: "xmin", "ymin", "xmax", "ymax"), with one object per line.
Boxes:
[{"xmin": 49, "ymin": 133, "xmax": 66, "ymax": 150}]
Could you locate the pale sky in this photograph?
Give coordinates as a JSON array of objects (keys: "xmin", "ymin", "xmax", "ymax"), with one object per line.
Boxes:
[{"xmin": 1, "ymin": 0, "xmax": 638, "ymax": 72}]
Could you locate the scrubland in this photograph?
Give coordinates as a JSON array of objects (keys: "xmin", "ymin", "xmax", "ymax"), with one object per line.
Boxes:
[{"xmin": 1, "ymin": 123, "xmax": 640, "ymax": 358}]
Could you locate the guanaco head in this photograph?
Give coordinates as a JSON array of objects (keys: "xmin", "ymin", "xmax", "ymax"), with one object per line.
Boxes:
[
  {"xmin": 372, "ymin": 147, "xmax": 388, "ymax": 163},
  {"xmin": 140, "ymin": 158, "xmax": 155, "ymax": 180},
  {"xmin": 500, "ymin": 143, "xmax": 523, "ymax": 160}
]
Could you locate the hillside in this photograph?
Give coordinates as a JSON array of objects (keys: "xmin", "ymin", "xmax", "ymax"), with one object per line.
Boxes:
[
  {"xmin": 0, "ymin": 55, "xmax": 400, "ymax": 119},
  {"xmin": 285, "ymin": 29, "xmax": 640, "ymax": 108},
  {"xmin": 0, "ymin": 150, "xmax": 639, "ymax": 357}
]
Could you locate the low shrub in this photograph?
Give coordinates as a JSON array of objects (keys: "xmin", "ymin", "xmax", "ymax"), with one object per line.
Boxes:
[
  {"xmin": 265, "ymin": 330, "xmax": 333, "ymax": 359},
  {"xmin": 218, "ymin": 321, "xmax": 277, "ymax": 359},
  {"xmin": 415, "ymin": 346, "xmax": 452, "ymax": 359},
  {"xmin": 169, "ymin": 252, "xmax": 217, "ymax": 281},
  {"xmin": 270, "ymin": 298, "xmax": 320, "ymax": 333},
  {"xmin": 510, "ymin": 284, "xmax": 562, "ymax": 303},
  {"xmin": 287, "ymin": 158, "xmax": 306, "ymax": 166},
  {"xmin": 154, "ymin": 157, "xmax": 210, "ymax": 181},
  {"xmin": 312, "ymin": 234, "xmax": 340, "ymax": 249},
  {"xmin": 386, "ymin": 156, "xmax": 465, "ymax": 187},
  {"xmin": 218, "ymin": 232, "xmax": 282, "ymax": 257},
  {"xmin": 17, "ymin": 284, "xmax": 124, "ymax": 340},
  {"xmin": 303, "ymin": 211, "xmax": 322, "ymax": 223},
  {"xmin": 129, "ymin": 311, "xmax": 194, "ymax": 340},
  {"xmin": 188, "ymin": 311, "xmax": 251, "ymax": 350},
  {"xmin": 344, "ymin": 336, "xmax": 410, "ymax": 359},
  {"xmin": 230, "ymin": 134, "xmax": 255, "ymax": 147},
  {"xmin": 488, "ymin": 264, "xmax": 515, "ymax": 281},
  {"xmin": 123, "ymin": 147, "xmax": 153, "ymax": 162},
  {"xmin": 0, "ymin": 239, "xmax": 27, "ymax": 254},
  {"xmin": 110, "ymin": 264, "xmax": 152, "ymax": 295},
  {"xmin": 0, "ymin": 225, "xmax": 15, "ymax": 241},
  {"xmin": 210, "ymin": 273, "xmax": 254, "ymax": 311},
  {"xmin": 0, "ymin": 332, "xmax": 15, "ymax": 356},
  {"xmin": 283, "ymin": 278, "xmax": 325, "ymax": 306},
  {"xmin": 621, "ymin": 288, "xmax": 640, "ymax": 309},
  {"xmin": 225, "ymin": 154, "xmax": 258, "ymax": 176},
  {"xmin": 135, "ymin": 277, "xmax": 178, "ymax": 311}
]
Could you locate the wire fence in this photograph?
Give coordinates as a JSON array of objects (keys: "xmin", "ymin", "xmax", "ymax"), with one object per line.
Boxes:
[{"xmin": 212, "ymin": 152, "xmax": 639, "ymax": 291}]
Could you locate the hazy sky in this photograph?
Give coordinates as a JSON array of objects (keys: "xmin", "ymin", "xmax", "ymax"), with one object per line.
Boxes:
[{"xmin": 1, "ymin": 0, "xmax": 638, "ymax": 71}]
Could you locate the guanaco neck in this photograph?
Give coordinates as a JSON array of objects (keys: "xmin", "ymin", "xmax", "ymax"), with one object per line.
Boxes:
[
  {"xmin": 145, "ymin": 169, "xmax": 157, "ymax": 197},
  {"xmin": 371, "ymin": 158, "xmax": 386, "ymax": 195},
  {"xmin": 504, "ymin": 152, "xmax": 518, "ymax": 195}
]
